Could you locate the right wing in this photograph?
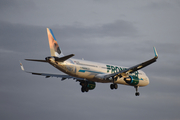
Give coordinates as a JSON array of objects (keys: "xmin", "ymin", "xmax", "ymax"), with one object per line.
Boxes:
[
  {"xmin": 20, "ymin": 62, "xmax": 83, "ymax": 81},
  {"xmin": 25, "ymin": 54, "xmax": 74, "ymax": 62},
  {"xmin": 103, "ymin": 47, "xmax": 158, "ymax": 79}
]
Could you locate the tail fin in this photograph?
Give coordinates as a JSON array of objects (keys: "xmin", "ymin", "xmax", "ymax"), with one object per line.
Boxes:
[{"xmin": 47, "ymin": 28, "xmax": 64, "ymax": 57}]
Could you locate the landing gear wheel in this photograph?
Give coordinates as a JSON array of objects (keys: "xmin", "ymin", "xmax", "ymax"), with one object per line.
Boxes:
[
  {"xmin": 81, "ymin": 87, "xmax": 85, "ymax": 93},
  {"xmin": 110, "ymin": 84, "xmax": 118, "ymax": 90},
  {"xmin": 110, "ymin": 84, "xmax": 114, "ymax": 90},
  {"xmin": 85, "ymin": 88, "xmax": 89, "ymax": 92},
  {"xmin": 114, "ymin": 84, "xmax": 118, "ymax": 89},
  {"xmin": 135, "ymin": 92, "xmax": 140, "ymax": 96},
  {"xmin": 81, "ymin": 86, "xmax": 89, "ymax": 93}
]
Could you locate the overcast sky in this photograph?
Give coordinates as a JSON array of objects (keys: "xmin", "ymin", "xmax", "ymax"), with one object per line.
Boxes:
[{"xmin": 1, "ymin": 0, "xmax": 180, "ymax": 120}]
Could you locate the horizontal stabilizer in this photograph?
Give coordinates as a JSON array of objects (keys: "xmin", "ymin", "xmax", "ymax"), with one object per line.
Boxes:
[
  {"xmin": 55, "ymin": 54, "xmax": 74, "ymax": 62},
  {"xmin": 25, "ymin": 59, "xmax": 48, "ymax": 62},
  {"xmin": 25, "ymin": 54, "xmax": 74, "ymax": 63}
]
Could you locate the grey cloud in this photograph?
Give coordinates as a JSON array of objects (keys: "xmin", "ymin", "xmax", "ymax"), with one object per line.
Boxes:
[
  {"xmin": 137, "ymin": 1, "xmax": 175, "ymax": 11},
  {"xmin": 148, "ymin": 1, "xmax": 173, "ymax": 9},
  {"xmin": 1, "ymin": 1, "xmax": 180, "ymax": 119},
  {"xmin": 1, "ymin": 22, "xmax": 180, "ymax": 120},
  {"xmin": 0, "ymin": 20, "xmax": 137, "ymax": 57},
  {"xmin": 0, "ymin": 0, "xmax": 36, "ymax": 22},
  {"xmin": 53, "ymin": 20, "xmax": 138, "ymax": 39},
  {"xmin": 0, "ymin": 0, "xmax": 36, "ymax": 11},
  {"xmin": 0, "ymin": 21, "xmax": 46, "ymax": 54},
  {"xmin": 101, "ymin": 20, "xmax": 137, "ymax": 37},
  {"xmin": 0, "ymin": 0, "xmax": 17, "ymax": 10}
]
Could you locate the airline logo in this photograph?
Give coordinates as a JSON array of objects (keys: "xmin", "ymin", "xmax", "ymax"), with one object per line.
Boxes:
[{"xmin": 106, "ymin": 65, "xmax": 139, "ymax": 77}]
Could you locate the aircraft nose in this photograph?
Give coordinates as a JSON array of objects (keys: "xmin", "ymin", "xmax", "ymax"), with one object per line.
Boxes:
[{"xmin": 146, "ymin": 76, "xmax": 150, "ymax": 85}]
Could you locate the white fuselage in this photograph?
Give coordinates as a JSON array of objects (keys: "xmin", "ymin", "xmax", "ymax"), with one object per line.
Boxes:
[{"xmin": 48, "ymin": 58, "xmax": 149, "ymax": 87}]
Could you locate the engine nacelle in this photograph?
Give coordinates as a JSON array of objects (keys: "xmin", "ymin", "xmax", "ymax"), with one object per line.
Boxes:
[
  {"xmin": 80, "ymin": 81, "xmax": 96, "ymax": 90},
  {"xmin": 124, "ymin": 75, "xmax": 139, "ymax": 86},
  {"xmin": 87, "ymin": 81, "xmax": 96, "ymax": 90}
]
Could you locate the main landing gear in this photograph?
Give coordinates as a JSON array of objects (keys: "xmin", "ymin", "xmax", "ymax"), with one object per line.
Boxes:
[
  {"xmin": 134, "ymin": 86, "xmax": 140, "ymax": 96},
  {"xmin": 110, "ymin": 84, "xmax": 140, "ymax": 96},
  {"xmin": 80, "ymin": 82, "xmax": 89, "ymax": 93},
  {"xmin": 110, "ymin": 76, "xmax": 118, "ymax": 90},
  {"xmin": 81, "ymin": 86, "xmax": 89, "ymax": 92},
  {"xmin": 110, "ymin": 84, "xmax": 118, "ymax": 90}
]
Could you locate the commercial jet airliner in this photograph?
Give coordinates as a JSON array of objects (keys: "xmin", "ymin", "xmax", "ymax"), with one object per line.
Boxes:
[{"xmin": 20, "ymin": 28, "xmax": 158, "ymax": 96}]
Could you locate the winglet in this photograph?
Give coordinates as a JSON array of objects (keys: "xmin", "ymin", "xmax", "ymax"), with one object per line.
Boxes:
[
  {"xmin": 153, "ymin": 47, "xmax": 158, "ymax": 58},
  {"xmin": 19, "ymin": 61, "xmax": 25, "ymax": 71}
]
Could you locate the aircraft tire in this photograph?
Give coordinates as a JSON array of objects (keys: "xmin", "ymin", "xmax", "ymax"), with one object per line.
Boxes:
[
  {"xmin": 110, "ymin": 84, "xmax": 118, "ymax": 90},
  {"xmin": 114, "ymin": 84, "xmax": 118, "ymax": 89},
  {"xmin": 85, "ymin": 88, "xmax": 89, "ymax": 92},
  {"xmin": 135, "ymin": 92, "xmax": 140, "ymax": 96},
  {"xmin": 81, "ymin": 87, "xmax": 85, "ymax": 93},
  {"xmin": 110, "ymin": 84, "xmax": 114, "ymax": 90}
]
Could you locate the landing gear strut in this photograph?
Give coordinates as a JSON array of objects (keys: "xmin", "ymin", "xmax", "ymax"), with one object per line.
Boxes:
[{"xmin": 134, "ymin": 86, "xmax": 140, "ymax": 96}]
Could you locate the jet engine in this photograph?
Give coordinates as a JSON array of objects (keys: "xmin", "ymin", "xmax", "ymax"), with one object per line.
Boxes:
[{"xmin": 124, "ymin": 75, "xmax": 139, "ymax": 86}]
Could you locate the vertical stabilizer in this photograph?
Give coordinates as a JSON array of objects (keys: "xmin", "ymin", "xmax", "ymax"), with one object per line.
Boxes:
[{"xmin": 47, "ymin": 28, "xmax": 64, "ymax": 57}]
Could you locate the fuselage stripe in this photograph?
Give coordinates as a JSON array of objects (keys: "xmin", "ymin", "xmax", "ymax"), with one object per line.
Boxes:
[{"xmin": 78, "ymin": 69, "xmax": 104, "ymax": 74}]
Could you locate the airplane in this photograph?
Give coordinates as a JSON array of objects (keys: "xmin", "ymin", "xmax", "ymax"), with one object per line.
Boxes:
[{"xmin": 20, "ymin": 28, "xmax": 158, "ymax": 96}]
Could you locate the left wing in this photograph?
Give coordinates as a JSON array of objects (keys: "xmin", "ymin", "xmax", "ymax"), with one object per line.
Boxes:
[
  {"xmin": 20, "ymin": 62, "xmax": 83, "ymax": 81},
  {"xmin": 104, "ymin": 47, "xmax": 158, "ymax": 79}
]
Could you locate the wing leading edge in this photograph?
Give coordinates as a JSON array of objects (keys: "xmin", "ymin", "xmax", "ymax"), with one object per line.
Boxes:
[
  {"xmin": 104, "ymin": 47, "xmax": 158, "ymax": 79},
  {"xmin": 19, "ymin": 62, "xmax": 83, "ymax": 81}
]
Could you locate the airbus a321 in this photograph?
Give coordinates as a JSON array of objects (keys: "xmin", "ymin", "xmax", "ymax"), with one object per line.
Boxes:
[{"xmin": 20, "ymin": 28, "xmax": 158, "ymax": 96}]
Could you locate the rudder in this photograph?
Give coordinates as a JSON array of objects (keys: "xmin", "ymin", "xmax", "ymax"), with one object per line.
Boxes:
[{"xmin": 47, "ymin": 28, "xmax": 64, "ymax": 57}]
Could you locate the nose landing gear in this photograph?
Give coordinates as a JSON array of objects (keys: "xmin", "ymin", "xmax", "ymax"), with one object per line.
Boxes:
[{"xmin": 134, "ymin": 86, "xmax": 140, "ymax": 96}]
